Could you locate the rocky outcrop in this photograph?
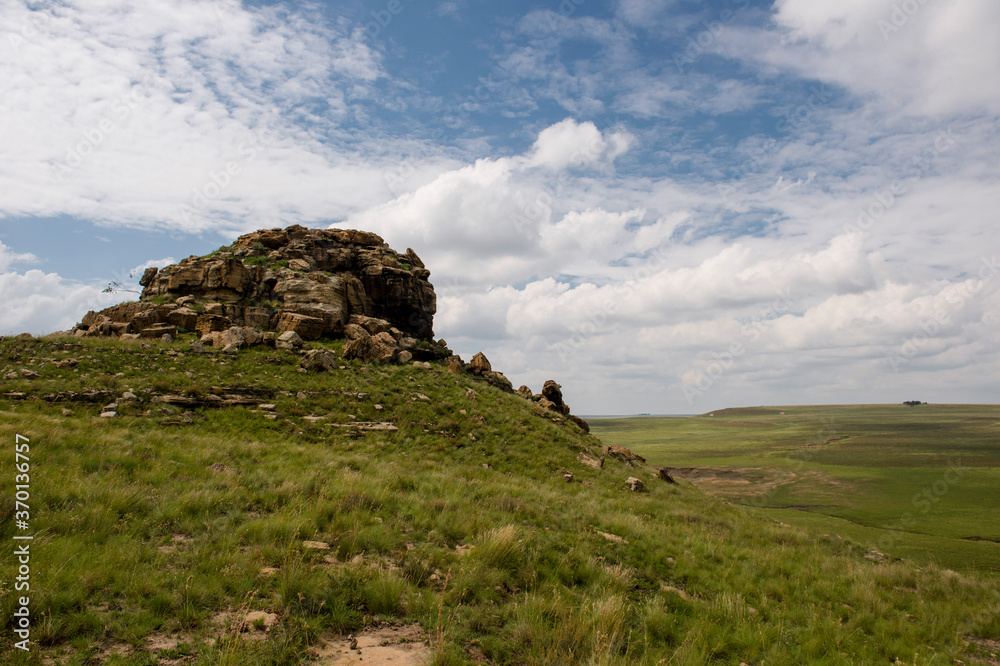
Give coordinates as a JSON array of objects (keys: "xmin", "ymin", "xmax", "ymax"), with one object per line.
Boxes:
[
  {"xmin": 539, "ymin": 380, "xmax": 569, "ymax": 414},
  {"xmin": 626, "ymin": 477, "xmax": 645, "ymax": 492},
  {"xmin": 605, "ymin": 445, "xmax": 645, "ymax": 465},
  {"xmin": 511, "ymin": 376, "xmax": 590, "ymax": 433},
  {"xmin": 66, "ymin": 225, "xmax": 590, "ymax": 416},
  {"xmin": 74, "ymin": 225, "xmax": 437, "ymax": 344},
  {"xmin": 450, "ymin": 351, "xmax": 513, "ymax": 392}
]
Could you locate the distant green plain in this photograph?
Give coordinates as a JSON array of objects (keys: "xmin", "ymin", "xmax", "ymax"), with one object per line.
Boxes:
[{"xmin": 590, "ymin": 404, "xmax": 1000, "ymax": 575}]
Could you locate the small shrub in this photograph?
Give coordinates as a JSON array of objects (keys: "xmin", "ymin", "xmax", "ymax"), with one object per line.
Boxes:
[
  {"xmin": 472, "ymin": 525, "xmax": 523, "ymax": 572},
  {"xmin": 362, "ymin": 568, "xmax": 408, "ymax": 616}
]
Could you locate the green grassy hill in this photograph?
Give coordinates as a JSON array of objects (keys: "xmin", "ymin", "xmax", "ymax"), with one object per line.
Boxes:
[{"xmin": 2, "ymin": 336, "xmax": 999, "ymax": 665}]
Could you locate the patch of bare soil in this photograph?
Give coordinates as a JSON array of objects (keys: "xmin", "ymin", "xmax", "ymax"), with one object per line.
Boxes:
[
  {"xmin": 668, "ymin": 465, "xmax": 854, "ymax": 505},
  {"xmin": 143, "ymin": 632, "xmax": 207, "ymax": 665},
  {"xmin": 313, "ymin": 623, "xmax": 430, "ymax": 665},
  {"xmin": 966, "ymin": 635, "xmax": 1000, "ymax": 665},
  {"xmin": 667, "ymin": 466, "xmax": 784, "ymax": 498}
]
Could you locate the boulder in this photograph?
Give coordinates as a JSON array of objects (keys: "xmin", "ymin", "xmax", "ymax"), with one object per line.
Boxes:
[
  {"xmin": 344, "ymin": 323, "xmax": 370, "ymax": 340},
  {"xmin": 605, "ymin": 445, "xmax": 645, "ymax": 465},
  {"xmin": 349, "ymin": 314, "xmax": 393, "ymax": 336},
  {"xmin": 273, "ymin": 273, "xmax": 348, "ymax": 335},
  {"xmin": 469, "ymin": 352, "xmax": 491, "ymax": 375},
  {"xmin": 300, "ymin": 349, "xmax": 337, "ymax": 372},
  {"xmin": 140, "ymin": 323, "xmax": 176, "ymax": 339},
  {"xmin": 243, "ymin": 307, "xmax": 271, "ymax": 329},
  {"xmin": 276, "ymin": 312, "xmax": 325, "ymax": 340},
  {"xmin": 542, "ymin": 380, "xmax": 564, "ymax": 406},
  {"xmin": 217, "ymin": 327, "xmax": 246, "ymax": 349},
  {"xmin": 371, "ymin": 331, "xmax": 399, "ymax": 363},
  {"xmin": 517, "ymin": 385, "xmax": 533, "ymax": 399},
  {"xmin": 343, "ymin": 335, "xmax": 374, "ymax": 361},
  {"xmin": 568, "ymin": 414, "xmax": 591, "ymax": 433},
  {"xmin": 658, "ymin": 468, "xmax": 676, "ymax": 484},
  {"xmin": 626, "ymin": 477, "xmax": 645, "ymax": 492},
  {"xmin": 539, "ymin": 380, "xmax": 571, "ymax": 415},
  {"xmin": 397, "ymin": 350, "xmax": 413, "ymax": 364},
  {"xmin": 195, "ymin": 315, "xmax": 231, "ymax": 336},
  {"xmin": 240, "ymin": 326, "xmax": 263, "ymax": 346},
  {"xmin": 167, "ymin": 307, "xmax": 199, "ymax": 330},
  {"xmin": 276, "ymin": 330, "xmax": 304, "ymax": 350},
  {"xmin": 138, "ymin": 267, "xmax": 158, "ymax": 286},
  {"xmin": 483, "ymin": 371, "xmax": 513, "ymax": 392}
]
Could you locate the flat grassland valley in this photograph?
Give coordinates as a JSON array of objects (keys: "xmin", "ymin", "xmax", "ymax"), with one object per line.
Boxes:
[
  {"xmin": 2, "ymin": 336, "xmax": 1000, "ymax": 665},
  {"xmin": 590, "ymin": 405, "xmax": 1000, "ymax": 575}
]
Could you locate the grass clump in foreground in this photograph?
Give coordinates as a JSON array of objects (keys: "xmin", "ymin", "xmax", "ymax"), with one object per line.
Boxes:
[{"xmin": 0, "ymin": 335, "xmax": 998, "ymax": 665}]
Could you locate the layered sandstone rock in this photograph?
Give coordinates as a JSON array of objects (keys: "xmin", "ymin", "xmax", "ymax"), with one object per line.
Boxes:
[{"xmin": 74, "ymin": 225, "xmax": 437, "ymax": 345}]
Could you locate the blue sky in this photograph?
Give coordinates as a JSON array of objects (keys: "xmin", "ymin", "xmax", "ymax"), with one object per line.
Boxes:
[{"xmin": 2, "ymin": 0, "xmax": 999, "ymax": 414}]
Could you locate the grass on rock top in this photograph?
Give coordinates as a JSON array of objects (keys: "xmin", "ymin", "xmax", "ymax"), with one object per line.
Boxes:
[{"xmin": 0, "ymin": 335, "xmax": 999, "ymax": 665}]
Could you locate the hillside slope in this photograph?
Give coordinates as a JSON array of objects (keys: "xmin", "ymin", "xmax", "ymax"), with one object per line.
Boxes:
[{"xmin": 1, "ymin": 335, "xmax": 999, "ymax": 665}]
